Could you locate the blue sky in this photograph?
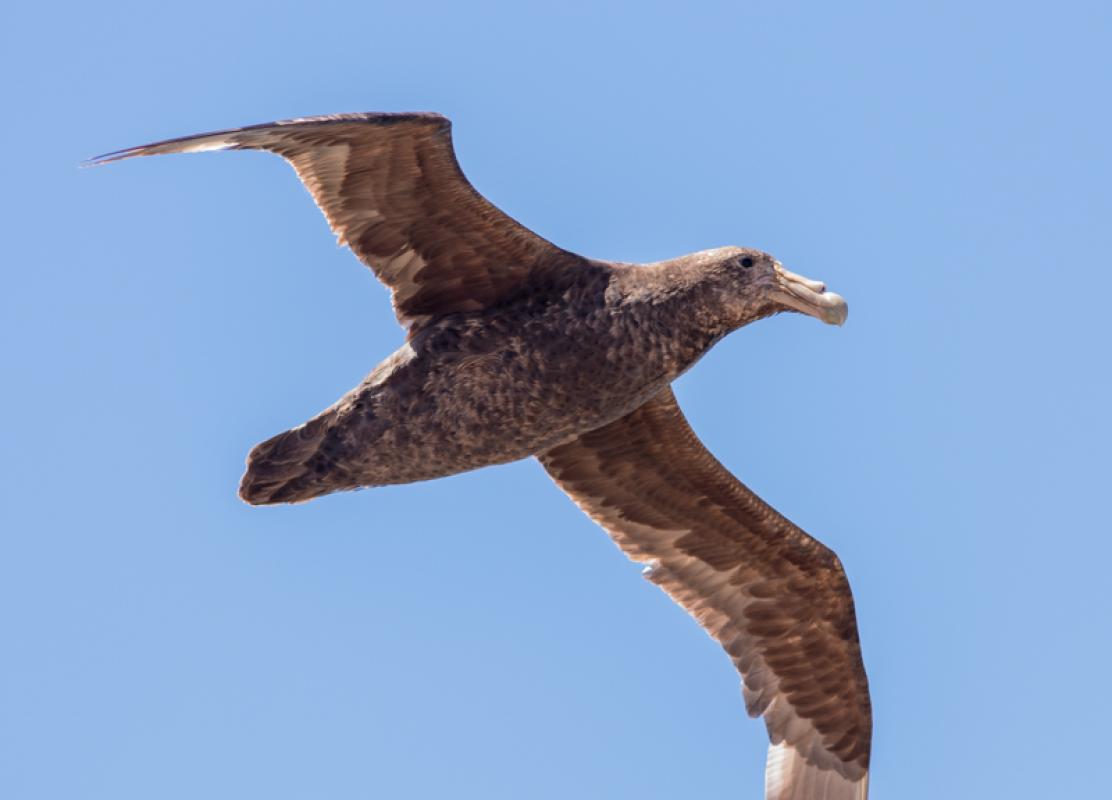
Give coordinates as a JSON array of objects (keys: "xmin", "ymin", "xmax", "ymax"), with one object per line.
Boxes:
[{"xmin": 4, "ymin": 2, "xmax": 1110, "ymax": 798}]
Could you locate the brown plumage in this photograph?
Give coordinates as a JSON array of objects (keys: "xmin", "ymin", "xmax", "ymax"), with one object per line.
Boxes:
[
  {"xmin": 540, "ymin": 388, "xmax": 870, "ymax": 799},
  {"xmin": 91, "ymin": 112, "xmax": 871, "ymax": 799}
]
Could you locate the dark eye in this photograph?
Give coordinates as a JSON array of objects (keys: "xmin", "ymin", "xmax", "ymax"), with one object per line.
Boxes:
[{"xmin": 740, "ymin": 256, "xmax": 754, "ymax": 269}]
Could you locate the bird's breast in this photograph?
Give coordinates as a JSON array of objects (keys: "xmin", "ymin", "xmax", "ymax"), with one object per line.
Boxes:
[{"xmin": 413, "ymin": 301, "xmax": 706, "ymax": 454}]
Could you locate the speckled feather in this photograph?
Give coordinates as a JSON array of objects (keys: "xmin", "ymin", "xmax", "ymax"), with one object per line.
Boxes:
[{"xmin": 91, "ymin": 113, "xmax": 871, "ymax": 800}]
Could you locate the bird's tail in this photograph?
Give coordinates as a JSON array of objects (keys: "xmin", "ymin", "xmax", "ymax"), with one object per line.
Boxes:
[{"xmin": 239, "ymin": 413, "xmax": 342, "ymax": 505}]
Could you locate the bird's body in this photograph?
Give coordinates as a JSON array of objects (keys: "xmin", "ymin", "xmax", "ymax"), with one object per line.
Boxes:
[
  {"xmin": 244, "ymin": 254, "xmax": 750, "ymax": 502},
  {"xmin": 91, "ymin": 112, "xmax": 872, "ymax": 800}
]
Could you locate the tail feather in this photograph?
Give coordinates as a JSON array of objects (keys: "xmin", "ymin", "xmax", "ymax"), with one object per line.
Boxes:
[{"xmin": 239, "ymin": 416, "xmax": 337, "ymax": 505}]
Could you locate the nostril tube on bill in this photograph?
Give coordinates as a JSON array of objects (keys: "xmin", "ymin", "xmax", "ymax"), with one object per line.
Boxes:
[{"xmin": 777, "ymin": 266, "xmax": 826, "ymax": 294}]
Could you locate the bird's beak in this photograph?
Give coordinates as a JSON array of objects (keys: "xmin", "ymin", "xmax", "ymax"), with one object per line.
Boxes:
[{"xmin": 770, "ymin": 263, "xmax": 849, "ymax": 326}]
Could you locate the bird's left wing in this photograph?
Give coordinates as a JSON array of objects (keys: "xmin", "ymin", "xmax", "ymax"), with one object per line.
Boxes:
[
  {"xmin": 537, "ymin": 387, "xmax": 872, "ymax": 800},
  {"xmin": 88, "ymin": 113, "xmax": 584, "ymax": 331}
]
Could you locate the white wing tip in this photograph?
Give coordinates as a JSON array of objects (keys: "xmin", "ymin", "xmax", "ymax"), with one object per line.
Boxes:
[{"xmin": 765, "ymin": 741, "xmax": 868, "ymax": 800}]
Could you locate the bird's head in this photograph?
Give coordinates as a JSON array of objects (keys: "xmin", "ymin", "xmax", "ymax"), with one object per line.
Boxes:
[{"xmin": 700, "ymin": 247, "xmax": 848, "ymax": 328}]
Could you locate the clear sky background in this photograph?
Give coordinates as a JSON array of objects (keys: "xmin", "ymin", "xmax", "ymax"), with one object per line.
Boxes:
[{"xmin": 4, "ymin": 2, "xmax": 1110, "ymax": 798}]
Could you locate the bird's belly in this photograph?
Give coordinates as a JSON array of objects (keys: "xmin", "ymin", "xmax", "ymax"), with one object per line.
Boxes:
[{"xmin": 349, "ymin": 335, "xmax": 670, "ymax": 486}]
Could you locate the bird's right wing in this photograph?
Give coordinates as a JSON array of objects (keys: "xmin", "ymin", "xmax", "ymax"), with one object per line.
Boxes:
[
  {"xmin": 538, "ymin": 387, "xmax": 872, "ymax": 800},
  {"xmin": 89, "ymin": 113, "xmax": 584, "ymax": 331}
]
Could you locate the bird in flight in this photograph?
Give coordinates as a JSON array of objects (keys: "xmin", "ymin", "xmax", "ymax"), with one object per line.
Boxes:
[{"xmin": 90, "ymin": 112, "xmax": 871, "ymax": 800}]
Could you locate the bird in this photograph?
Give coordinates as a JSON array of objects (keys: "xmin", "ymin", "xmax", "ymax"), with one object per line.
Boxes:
[{"xmin": 89, "ymin": 112, "xmax": 872, "ymax": 800}]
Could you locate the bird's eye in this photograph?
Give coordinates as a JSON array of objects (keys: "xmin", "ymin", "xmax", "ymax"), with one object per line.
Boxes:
[{"xmin": 740, "ymin": 257, "xmax": 754, "ymax": 269}]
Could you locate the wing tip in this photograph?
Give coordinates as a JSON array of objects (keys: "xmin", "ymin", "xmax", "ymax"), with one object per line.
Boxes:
[
  {"xmin": 82, "ymin": 146, "xmax": 143, "ymax": 167},
  {"xmin": 765, "ymin": 741, "xmax": 868, "ymax": 800},
  {"xmin": 82, "ymin": 111, "xmax": 452, "ymax": 169}
]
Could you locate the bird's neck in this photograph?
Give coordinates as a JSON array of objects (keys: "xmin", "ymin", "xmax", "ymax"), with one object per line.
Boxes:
[{"xmin": 606, "ymin": 260, "xmax": 739, "ymax": 381}]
